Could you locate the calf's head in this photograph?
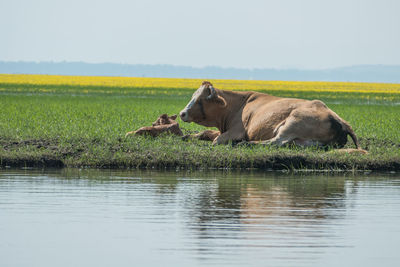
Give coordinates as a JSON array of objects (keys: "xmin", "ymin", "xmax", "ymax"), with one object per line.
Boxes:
[
  {"xmin": 152, "ymin": 114, "xmax": 178, "ymax": 126},
  {"xmin": 179, "ymin": 81, "xmax": 226, "ymax": 125}
]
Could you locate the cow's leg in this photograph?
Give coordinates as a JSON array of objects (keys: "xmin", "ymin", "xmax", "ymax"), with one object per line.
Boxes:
[
  {"xmin": 247, "ymin": 119, "xmax": 295, "ymax": 146},
  {"xmin": 182, "ymin": 130, "xmax": 220, "ymax": 142},
  {"xmin": 250, "ymin": 113, "xmax": 326, "ymax": 148},
  {"xmin": 193, "ymin": 130, "xmax": 220, "ymax": 141},
  {"xmin": 256, "ymin": 137, "xmax": 321, "ymax": 147},
  {"xmin": 213, "ymin": 129, "xmax": 245, "ymax": 145},
  {"xmin": 251, "ymin": 134, "xmax": 295, "ymax": 146},
  {"xmin": 213, "ymin": 116, "xmax": 247, "ymax": 145}
]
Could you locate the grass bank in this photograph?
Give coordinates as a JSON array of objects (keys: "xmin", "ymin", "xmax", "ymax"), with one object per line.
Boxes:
[{"xmin": 1, "ymin": 74, "xmax": 399, "ymax": 171}]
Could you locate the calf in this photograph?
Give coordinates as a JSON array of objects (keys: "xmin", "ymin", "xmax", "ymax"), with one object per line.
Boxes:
[{"xmin": 125, "ymin": 114, "xmax": 183, "ymax": 137}]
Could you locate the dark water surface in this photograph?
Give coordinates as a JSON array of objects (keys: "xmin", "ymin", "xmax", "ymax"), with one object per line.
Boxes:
[{"xmin": 1, "ymin": 169, "xmax": 400, "ymax": 267}]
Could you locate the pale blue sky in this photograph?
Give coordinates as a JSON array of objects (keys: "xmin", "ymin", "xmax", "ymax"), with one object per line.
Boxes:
[{"xmin": 1, "ymin": 0, "xmax": 399, "ymax": 69}]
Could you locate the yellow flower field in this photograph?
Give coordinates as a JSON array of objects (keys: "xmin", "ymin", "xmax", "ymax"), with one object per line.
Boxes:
[{"xmin": 0, "ymin": 74, "xmax": 399, "ymax": 94}]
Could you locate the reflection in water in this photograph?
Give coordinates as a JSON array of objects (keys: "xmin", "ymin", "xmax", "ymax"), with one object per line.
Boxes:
[
  {"xmin": 174, "ymin": 173, "xmax": 350, "ymax": 265},
  {"xmin": 1, "ymin": 169, "xmax": 400, "ymax": 267}
]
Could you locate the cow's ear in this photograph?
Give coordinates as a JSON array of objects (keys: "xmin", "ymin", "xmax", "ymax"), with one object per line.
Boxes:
[
  {"xmin": 215, "ymin": 95, "xmax": 227, "ymax": 107},
  {"xmin": 170, "ymin": 114, "xmax": 177, "ymax": 120}
]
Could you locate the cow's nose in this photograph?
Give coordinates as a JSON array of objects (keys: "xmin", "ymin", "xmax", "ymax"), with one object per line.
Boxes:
[{"xmin": 180, "ymin": 111, "xmax": 188, "ymax": 121}]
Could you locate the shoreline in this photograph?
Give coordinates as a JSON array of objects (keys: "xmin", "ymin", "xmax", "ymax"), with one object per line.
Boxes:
[
  {"xmin": 1, "ymin": 138, "xmax": 399, "ymax": 172},
  {"xmin": 2, "ymin": 155, "xmax": 399, "ymax": 172}
]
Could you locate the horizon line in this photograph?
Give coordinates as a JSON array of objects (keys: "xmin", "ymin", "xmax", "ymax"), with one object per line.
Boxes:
[{"xmin": 1, "ymin": 60, "xmax": 400, "ymax": 71}]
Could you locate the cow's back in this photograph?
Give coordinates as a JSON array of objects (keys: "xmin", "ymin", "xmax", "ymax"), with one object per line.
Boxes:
[{"xmin": 243, "ymin": 94, "xmax": 333, "ymax": 141}]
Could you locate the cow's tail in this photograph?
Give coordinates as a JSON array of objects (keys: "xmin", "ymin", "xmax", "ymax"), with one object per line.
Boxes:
[
  {"xmin": 330, "ymin": 115, "xmax": 368, "ymax": 154},
  {"xmin": 341, "ymin": 121, "xmax": 368, "ymax": 154},
  {"xmin": 344, "ymin": 122, "xmax": 360, "ymax": 149}
]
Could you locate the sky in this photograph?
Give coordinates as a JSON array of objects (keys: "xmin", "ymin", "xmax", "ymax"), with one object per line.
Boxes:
[{"xmin": 1, "ymin": 0, "xmax": 399, "ymax": 69}]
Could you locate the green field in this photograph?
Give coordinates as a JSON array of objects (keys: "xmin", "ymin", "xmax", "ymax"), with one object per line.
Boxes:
[{"xmin": 1, "ymin": 76, "xmax": 399, "ymax": 171}]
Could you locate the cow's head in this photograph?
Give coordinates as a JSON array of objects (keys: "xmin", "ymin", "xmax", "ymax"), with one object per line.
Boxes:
[
  {"xmin": 180, "ymin": 81, "xmax": 226, "ymax": 125},
  {"xmin": 152, "ymin": 114, "xmax": 178, "ymax": 126}
]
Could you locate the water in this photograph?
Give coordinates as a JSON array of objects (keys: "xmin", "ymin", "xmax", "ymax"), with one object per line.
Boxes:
[{"xmin": 1, "ymin": 169, "xmax": 400, "ymax": 267}]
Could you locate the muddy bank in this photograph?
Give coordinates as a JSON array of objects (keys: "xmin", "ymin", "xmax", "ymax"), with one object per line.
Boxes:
[
  {"xmin": 1, "ymin": 154, "xmax": 399, "ymax": 172},
  {"xmin": 1, "ymin": 137, "xmax": 399, "ymax": 171}
]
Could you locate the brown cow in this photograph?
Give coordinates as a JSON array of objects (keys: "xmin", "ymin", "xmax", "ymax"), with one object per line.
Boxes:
[
  {"xmin": 125, "ymin": 114, "xmax": 183, "ymax": 137},
  {"xmin": 179, "ymin": 81, "xmax": 367, "ymax": 153}
]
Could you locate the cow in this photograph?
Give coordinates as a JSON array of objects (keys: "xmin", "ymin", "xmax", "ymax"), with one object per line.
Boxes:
[
  {"xmin": 125, "ymin": 114, "xmax": 183, "ymax": 138},
  {"xmin": 179, "ymin": 81, "xmax": 367, "ymax": 153}
]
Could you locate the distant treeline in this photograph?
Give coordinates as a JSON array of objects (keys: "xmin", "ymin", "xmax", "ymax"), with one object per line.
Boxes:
[{"xmin": 1, "ymin": 61, "xmax": 400, "ymax": 83}]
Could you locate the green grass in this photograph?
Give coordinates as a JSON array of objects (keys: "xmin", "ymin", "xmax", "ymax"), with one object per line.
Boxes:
[{"xmin": 1, "ymin": 83, "xmax": 400, "ymax": 171}]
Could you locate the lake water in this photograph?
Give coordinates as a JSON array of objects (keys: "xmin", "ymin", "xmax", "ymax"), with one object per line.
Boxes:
[{"xmin": 1, "ymin": 169, "xmax": 400, "ymax": 267}]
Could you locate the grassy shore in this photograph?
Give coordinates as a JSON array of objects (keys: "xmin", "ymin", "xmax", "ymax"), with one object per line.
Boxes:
[{"xmin": 1, "ymin": 74, "xmax": 399, "ymax": 171}]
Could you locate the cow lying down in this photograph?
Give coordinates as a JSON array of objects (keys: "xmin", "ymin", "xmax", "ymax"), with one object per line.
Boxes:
[
  {"xmin": 179, "ymin": 81, "xmax": 367, "ymax": 154},
  {"xmin": 125, "ymin": 113, "xmax": 219, "ymax": 141}
]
